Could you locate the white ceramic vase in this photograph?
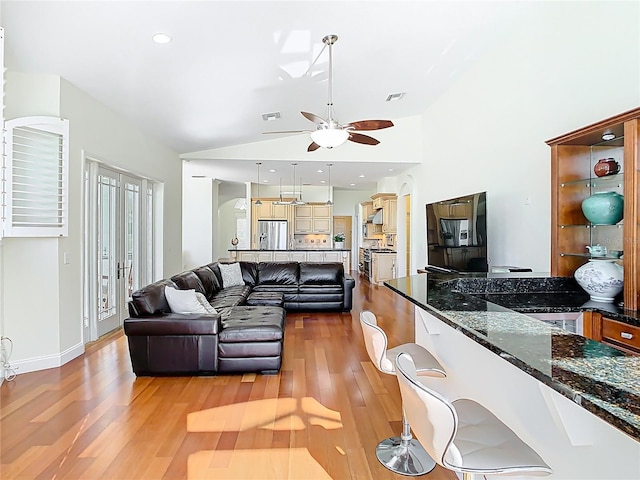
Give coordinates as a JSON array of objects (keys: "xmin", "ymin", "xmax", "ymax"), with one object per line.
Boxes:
[{"xmin": 574, "ymin": 259, "xmax": 623, "ymax": 302}]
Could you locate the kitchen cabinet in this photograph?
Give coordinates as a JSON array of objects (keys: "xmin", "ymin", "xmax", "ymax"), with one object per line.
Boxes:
[
  {"xmin": 371, "ymin": 252, "xmax": 396, "ymax": 285},
  {"xmin": 294, "ymin": 203, "xmax": 332, "ymax": 234},
  {"xmin": 382, "ymin": 197, "xmax": 397, "ymax": 233},
  {"xmin": 547, "ymin": 107, "xmax": 640, "ymax": 311},
  {"xmin": 237, "ymin": 250, "xmax": 274, "ymax": 262},
  {"xmin": 371, "ymin": 193, "xmax": 395, "ymax": 210},
  {"xmin": 305, "ymin": 250, "xmax": 350, "ymax": 271},
  {"xmin": 254, "ymin": 200, "xmax": 289, "ymax": 219},
  {"xmin": 583, "ymin": 311, "xmax": 640, "ymax": 355},
  {"xmin": 364, "ymin": 223, "xmax": 382, "ymax": 238},
  {"xmin": 361, "ymin": 201, "xmax": 374, "ymax": 223}
]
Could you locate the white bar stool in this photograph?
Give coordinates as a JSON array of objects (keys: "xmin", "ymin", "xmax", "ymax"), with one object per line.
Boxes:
[
  {"xmin": 359, "ymin": 310, "xmax": 446, "ymax": 476},
  {"xmin": 394, "ymin": 351, "xmax": 553, "ymax": 480}
]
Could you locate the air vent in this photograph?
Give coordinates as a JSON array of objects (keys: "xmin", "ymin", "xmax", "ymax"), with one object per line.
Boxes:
[
  {"xmin": 262, "ymin": 112, "xmax": 281, "ymax": 121},
  {"xmin": 386, "ymin": 92, "xmax": 406, "ymax": 102}
]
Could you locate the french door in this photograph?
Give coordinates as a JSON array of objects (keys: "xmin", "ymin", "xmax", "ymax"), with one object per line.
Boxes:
[{"xmin": 86, "ymin": 164, "xmax": 152, "ymax": 340}]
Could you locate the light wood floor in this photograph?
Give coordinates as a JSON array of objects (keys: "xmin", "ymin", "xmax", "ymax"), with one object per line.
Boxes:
[{"xmin": 1, "ymin": 274, "xmax": 457, "ymax": 480}]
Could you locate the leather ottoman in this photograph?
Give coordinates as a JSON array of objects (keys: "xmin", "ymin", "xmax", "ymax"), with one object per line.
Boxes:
[{"xmin": 218, "ymin": 306, "xmax": 286, "ymax": 374}]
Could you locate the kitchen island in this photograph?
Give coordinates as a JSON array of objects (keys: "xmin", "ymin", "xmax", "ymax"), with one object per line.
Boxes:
[
  {"xmin": 228, "ymin": 248, "xmax": 351, "ymax": 272},
  {"xmin": 385, "ymin": 272, "xmax": 640, "ymax": 480}
]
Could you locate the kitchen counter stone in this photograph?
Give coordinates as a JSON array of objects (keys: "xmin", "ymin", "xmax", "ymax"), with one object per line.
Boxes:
[{"xmin": 385, "ymin": 272, "xmax": 640, "ymax": 442}]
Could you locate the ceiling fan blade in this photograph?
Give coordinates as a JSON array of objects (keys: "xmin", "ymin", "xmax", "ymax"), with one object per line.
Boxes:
[
  {"xmin": 344, "ymin": 119, "xmax": 394, "ymax": 131},
  {"xmin": 263, "ymin": 130, "xmax": 310, "ymax": 135},
  {"xmin": 307, "ymin": 142, "xmax": 321, "ymax": 152},
  {"xmin": 348, "ymin": 132, "xmax": 380, "ymax": 146},
  {"xmin": 301, "ymin": 111, "xmax": 327, "ymax": 126}
]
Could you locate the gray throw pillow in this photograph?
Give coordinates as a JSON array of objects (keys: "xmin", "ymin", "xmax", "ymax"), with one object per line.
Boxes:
[{"xmin": 219, "ymin": 262, "xmax": 244, "ymax": 288}]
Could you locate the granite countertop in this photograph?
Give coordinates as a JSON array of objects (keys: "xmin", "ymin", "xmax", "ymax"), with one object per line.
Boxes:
[{"xmin": 385, "ymin": 272, "xmax": 640, "ymax": 443}]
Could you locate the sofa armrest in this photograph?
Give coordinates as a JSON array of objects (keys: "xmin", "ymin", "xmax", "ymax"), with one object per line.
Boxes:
[
  {"xmin": 342, "ymin": 273, "xmax": 356, "ymax": 311},
  {"xmin": 124, "ymin": 314, "xmax": 221, "ymax": 336}
]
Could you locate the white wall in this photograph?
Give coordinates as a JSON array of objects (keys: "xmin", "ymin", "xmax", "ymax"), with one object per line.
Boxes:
[
  {"xmin": 3, "ymin": 72, "xmax": 181, "ymax": 373},
  {"xmin": 409, "ymin": 1, "xmax": 640, "ymax": 272},
  {"xmin": 218, "ymin": 198, "xmax": 245, "ymax": 260}
]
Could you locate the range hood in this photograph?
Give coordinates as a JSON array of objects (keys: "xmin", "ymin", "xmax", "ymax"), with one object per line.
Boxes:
[{"xmin": 370, "ymin": 210, "xmax": 383, "ymax": 224}]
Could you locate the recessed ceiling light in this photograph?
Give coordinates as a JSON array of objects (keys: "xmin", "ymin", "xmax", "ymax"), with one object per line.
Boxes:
[
  {"xmin": 350, "ymin": 183, "xmax": 356, "ymax": 186},
  {"xmin": 358, "ymin": 174, "xmax": 365, "ymax": 178},
  {"xmin": 388, "ymin": 168, "xmax": 395, "ymax": 172},
  {"xmin": 152, "ymin": 33, "xmax": 172, "ymax": 44},
  {"xmin": 262, "ymin": 112, "xmax": 281, "ymax": 121},
  {"xmin": 386, "ymin": 92, "xmax": 406, "ymax": 102},
  {"xmin": 602, "ymin": 132, "xmax": 616, "ymax": 141},
  {"xmin": 269, "ymin": 169, "xmax": 276, "ymax": 173},
  {"xmin": 317, "ymin": 169, "xmax": 324, "ymax": 173},
  {"xmin": 263, "ymin": 180, "xmax": 268, "ymax": 183},
  {"xmin": 320, "ymin": 180, "xmax": 326, "ymax": 184}
]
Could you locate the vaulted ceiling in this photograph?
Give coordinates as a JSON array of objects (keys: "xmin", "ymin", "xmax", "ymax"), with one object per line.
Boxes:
[{"xmin": 3, "ymin": 0, "xmax": 530, "ymax": 189}]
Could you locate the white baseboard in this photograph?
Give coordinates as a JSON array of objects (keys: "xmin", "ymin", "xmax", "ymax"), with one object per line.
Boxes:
[{"xmin": 11, "ymin": 342, "xmax": 85, "ymax": 375}]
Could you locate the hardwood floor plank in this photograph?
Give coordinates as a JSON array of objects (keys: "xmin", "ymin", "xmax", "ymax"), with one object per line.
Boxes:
[{"xmin": 0, "ymin": 273, "xmax": 457, "ymax": 480}]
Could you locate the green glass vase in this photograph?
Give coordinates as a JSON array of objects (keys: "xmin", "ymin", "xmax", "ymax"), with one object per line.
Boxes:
[{"xmin": 581, "ymin": 191, "xmax": 624, "ymax": 225}]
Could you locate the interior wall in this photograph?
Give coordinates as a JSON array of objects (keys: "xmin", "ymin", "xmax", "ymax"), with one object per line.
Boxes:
[
  {"xmin": 2, "ymin": 72, "xmax": 181, "ymax": 373},
  {"xmin": 218, "ymin": 198, "xmax": 245, "ymax": 260},
  {"xmin": 410, "ymin": 1, "xmax": 640, "ymax": 272}
]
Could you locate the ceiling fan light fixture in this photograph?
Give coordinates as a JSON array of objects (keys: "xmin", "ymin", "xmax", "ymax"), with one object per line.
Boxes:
[{"xmin": 310, "ymin": 128, "xmax": 349, "ymax": 149}]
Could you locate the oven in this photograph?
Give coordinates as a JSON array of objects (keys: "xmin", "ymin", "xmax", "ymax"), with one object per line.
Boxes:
[{"xmin": 363, "ymin": 249, "xmax": 372, "ymax": 279}]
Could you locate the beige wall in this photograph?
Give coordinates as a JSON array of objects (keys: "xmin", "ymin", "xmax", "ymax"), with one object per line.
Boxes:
[{"xmin": 2, "ymin": 72, "xmax": 182, "ymax": 373}]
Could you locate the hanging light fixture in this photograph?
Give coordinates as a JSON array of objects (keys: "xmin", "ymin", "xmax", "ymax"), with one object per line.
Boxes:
[
  {"xmin": 291, "ymin": 163, "xmax": 306, "ymax": 205},
  {"xmin": 255, "ymin": 162, "xmax": 262, "ymax": 205},
  {"xmin": 326, "ymin": 163, "xmax": 333, "ymax": 206}
]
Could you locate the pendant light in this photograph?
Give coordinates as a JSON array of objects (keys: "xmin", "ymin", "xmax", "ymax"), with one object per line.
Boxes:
[
  {"xmin": 255, "ymin": 162, "xmax": 262, "ymax": 205},
  {"xmin": 326, "ymin": 163, "xmax": 333, "ymax": 206},
  {"xmin": 291, "ymin": 163, "xmax": 306, "ymax": 205}
]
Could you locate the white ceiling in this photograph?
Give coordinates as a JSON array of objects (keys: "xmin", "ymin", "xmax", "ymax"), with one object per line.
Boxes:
[{"xmin": 2, "ymin": 0, "xmax": 530, "ymax": 190}]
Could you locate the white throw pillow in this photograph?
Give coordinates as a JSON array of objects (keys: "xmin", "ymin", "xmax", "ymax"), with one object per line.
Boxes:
[
  {"xmin": 165, "ymin": 286, "xmax": 208, "ymax": 314},
  {"xmin": 219, "ymin": 262, "xmax": 244, "ymax": 288},
  {"xmin": 195, "ymin": 292, "xmax": 218, "ymax": 314}
]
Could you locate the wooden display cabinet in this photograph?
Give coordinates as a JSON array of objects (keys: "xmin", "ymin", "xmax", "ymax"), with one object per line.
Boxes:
[{"xmin": 547, "ymin": 107, "xmax": 640, "ymax": 311}]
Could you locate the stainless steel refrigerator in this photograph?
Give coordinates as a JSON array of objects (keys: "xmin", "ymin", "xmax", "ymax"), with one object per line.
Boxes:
[{"xmin": 258, "ymin": 220, "xmax": 288, "ymax": 250}]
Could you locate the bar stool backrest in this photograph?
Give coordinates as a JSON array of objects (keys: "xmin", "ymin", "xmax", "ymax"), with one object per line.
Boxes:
[
  {"xmin": 359, "ymin": 310, "xmax": 394, "ymax": 374},
  {"xmin": 395, "ymin": 352, "xmax": 460, "ymax": 468}
]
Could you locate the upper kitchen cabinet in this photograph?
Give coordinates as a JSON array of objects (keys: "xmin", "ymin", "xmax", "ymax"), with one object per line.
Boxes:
[
  {"xmin": 547, "ymin": 107, "xmax": 640, "ymax": 311},
  {"xmin": 382, "ymin": 197, "xmax": 397, "ymax": 233},
  {"xmin": 371, "ymin": 193, "xmax": 398, "ymax": 234},
  {"xmin": 371, "ymin": 192, "xmax": 395, "ymax": 210},
  {"xmin": 294, "ymin": 203, "xmax": 332, "ymax": 234},
  {"xmin": 361, "ymin": 201, "xmax": 374, "ymax": 223},
  {"xmin": 253, "ymin": 199, "xmax": 289, "ymax": 220}
]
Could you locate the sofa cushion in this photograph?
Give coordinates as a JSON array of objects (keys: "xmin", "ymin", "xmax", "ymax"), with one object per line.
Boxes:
[
  {"xmin": 258, "ymin": 262, "xmax": 299, "ymax": 285},
  {"xmin": 299, "ymin": 262, "xmax": 343, "ymax": 285},
  {"xmin": 193, "ymin": 265, "xmax": 222, "ymax": 299},
  {"xmin": 170, "ymin": 271, "xmax": 206, "ymax": 294},
  {"xmin": 211, "ymin": 285, "xmax": 252, "ymax": 308},
  {"xmin": 239, "ymin": 261, "xmax": 258, "ymax": 286},
  {"xmin": 130, "ymin": 279, "xmax": 176, "ymax": 316}
]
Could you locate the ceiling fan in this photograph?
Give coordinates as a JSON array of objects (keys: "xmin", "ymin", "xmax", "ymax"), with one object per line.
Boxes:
[{"xmin": 264, "ymin": 34, "xmax": 394, "ymax": 152}]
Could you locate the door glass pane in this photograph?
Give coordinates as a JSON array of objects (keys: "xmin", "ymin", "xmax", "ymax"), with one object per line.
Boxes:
[
  {"xmin": 124, "ymin": 180, "xmax": 140, "ymax": 299},
  {"xmin": 98, "ymin": 175, "xmax": 117, "ymax": 321},
  {"xmin": 146, "ymin": 185, "xmax": 153, "ymax": 283}
]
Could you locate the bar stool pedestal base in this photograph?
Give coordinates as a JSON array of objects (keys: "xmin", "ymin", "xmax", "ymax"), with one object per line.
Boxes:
[{"xmin": 376, "ymin": 436, "xmax": 436, "ymax": 476}]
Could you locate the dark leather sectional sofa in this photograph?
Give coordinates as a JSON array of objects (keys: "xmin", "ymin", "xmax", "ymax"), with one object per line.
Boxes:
[{"xmin": 123, "ymin": 261, "xmax": 355, "ymax": 376}]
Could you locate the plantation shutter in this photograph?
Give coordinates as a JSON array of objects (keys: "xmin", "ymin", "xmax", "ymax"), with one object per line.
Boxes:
[{"xmin": 2, "ymin": 116, "xmax": 69, "ymax": 237}]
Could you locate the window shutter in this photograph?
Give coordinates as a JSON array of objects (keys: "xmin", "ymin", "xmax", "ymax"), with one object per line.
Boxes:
[{"xmin": 3, "ymin": 116, "xmax": 69, "ymax": 237}]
